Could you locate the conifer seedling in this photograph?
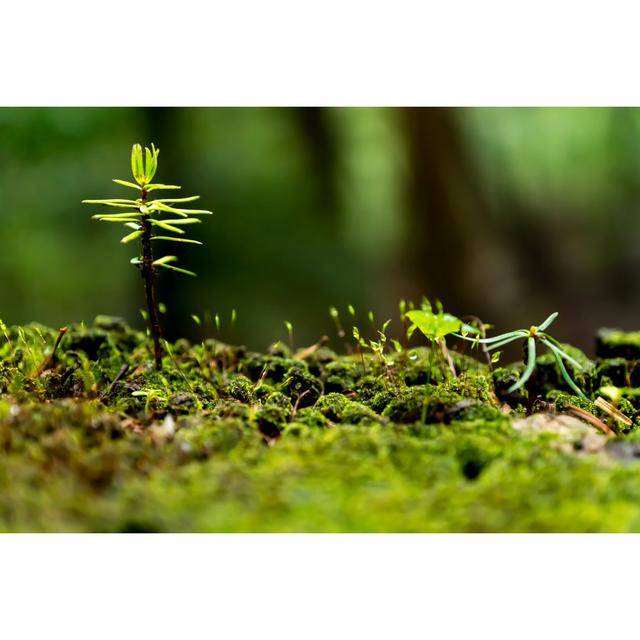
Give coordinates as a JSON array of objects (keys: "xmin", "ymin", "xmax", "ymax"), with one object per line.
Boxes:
[{"xmin": 83, "ymin": 143, "xmax": 212, "ymax": 368}]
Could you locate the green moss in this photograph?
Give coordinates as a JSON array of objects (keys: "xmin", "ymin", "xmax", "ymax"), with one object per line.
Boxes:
[
  {"xmin": 597, "ymin": 328, "xmax": 640, "ymax": 359},
  {"xmin": 241, "ymin": 353, "xmax": 297, "ymax": 384},
  {"xmin": 225, "ymin": 375, "xmax": 254, "ymax": 403},
  {"xmin": 596, "ymin": 358, "xmax": 629, "ymax": 387},
  {"xmin": 547, "ymin": 390, "xmax": 637, "ymax": 435},
  {"xmin": 314, "ymin": 392, "xmax": 382, "ymax": 425},
  {"xmin": 282, "ymin": 364, "xmax": 322, "ymax": 407},
  {"xmin": 254, "ymin": 392, "xmax": 293, "ymax": 438},
  {"xmin": 491, "ymin": 366, "xmax": 526, "ymax": 404},
  {"xmin": 354, "ymin": 374, "xmax": 387, "ymax": 404},
  {"xmin": 4, "ymin": 317, "xmax": 640, "ymax": 531},
  {"xmin": 292, "ymin": 407, "xmax": 328, "ymax": 429},
  {"xmin": 323, "ymin": 360, "xmax": 360, "ymax": 393}
]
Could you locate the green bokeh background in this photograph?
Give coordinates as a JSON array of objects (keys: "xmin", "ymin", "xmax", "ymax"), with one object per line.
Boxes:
[{"xmin": 1, "ymin": 107, "xmax": 639, "ymax": 352}]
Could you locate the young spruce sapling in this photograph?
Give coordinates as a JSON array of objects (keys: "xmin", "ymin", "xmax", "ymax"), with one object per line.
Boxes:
[{"xmin": 83, "ymin": 143, "xmax": 212, "ymax": 368}]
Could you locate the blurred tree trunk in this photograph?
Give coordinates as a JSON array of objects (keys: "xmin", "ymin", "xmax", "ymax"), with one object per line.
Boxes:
[
  {"xmin": 293, "ymin": 107, "xmax": 339, "ymax": 220},
  {"xmin": 402, "ymin": 107, "xmax": 498, "ymax": 316}
]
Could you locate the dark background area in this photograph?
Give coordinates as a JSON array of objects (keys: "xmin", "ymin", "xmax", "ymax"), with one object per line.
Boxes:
[{"xmin": 1, "ymin": 107, "xmax": 639, "ymax": 354}]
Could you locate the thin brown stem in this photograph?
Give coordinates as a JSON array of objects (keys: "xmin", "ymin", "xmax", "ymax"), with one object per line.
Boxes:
[
  {"xmin": 34, "ymin": 326, "xmax": 68, "ymax": 377},
  {"xmin": 439, "ymin": 337, "xmax": 457, "ymax": 379},
  {"xmin": 140, "ymin": 188, "xmax": 163, "ymax": 368}
]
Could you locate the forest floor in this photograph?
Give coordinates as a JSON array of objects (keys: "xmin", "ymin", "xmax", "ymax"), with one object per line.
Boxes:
[{"xmin": 3, "ymin": 316, "xmax": 640, "ymax": 532}]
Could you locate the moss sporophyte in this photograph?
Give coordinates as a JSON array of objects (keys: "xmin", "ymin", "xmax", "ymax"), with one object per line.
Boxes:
[{"xmin": 83, "ymin": 144, "xmax": 212, "ymax": 368}]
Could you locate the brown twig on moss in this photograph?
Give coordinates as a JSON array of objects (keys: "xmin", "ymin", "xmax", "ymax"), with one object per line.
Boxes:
[{"xmin": 34, "ymin": 326, "xmax": 68, "ymax": 377}]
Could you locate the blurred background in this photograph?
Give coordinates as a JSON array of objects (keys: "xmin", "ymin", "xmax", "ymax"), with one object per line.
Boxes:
[{"xmin": 1, "ymin": 107, "xmax": 639, "ymax": 354}]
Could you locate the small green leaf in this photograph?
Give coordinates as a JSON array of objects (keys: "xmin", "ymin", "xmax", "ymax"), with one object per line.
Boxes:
[
  {"xmin": 113, "ymin": 179, "xmax": 142, "ymax": 190},
  {"xmin": 537, "ymin": 312, "xmax": 559, "ymax": 332},
  {"xmin": 149, "ymin": 144, "xmax": 160, "ymax": 182},
  {"xmin": 172, "ymin": 209, "xmax": 212, "ymax": 215},
  {"xmin": 145, "ymin": 146, "xmax": 156, "ymax": 181},
  {"xmin": 406, "ymin": 309, "xmax": 461, "ymax": 340},
  {"xmin": 131, "ymin": 143, "xmax": 145, "ymax": 185},
  {"xmin": 157, "ymin": 262, "xmax": 196, "ymax": 277},
  {"xmin": 151, "ymin": 196, "xmax": 200, "ymax": 204},
  {"xmin": 84, "ymin": 201, "xmax": 139, "ymax": 209},
  {"xmin": 508, "ymin": 337, "xmax": 537, "ymax": 393},
  {"xmin": 82, "ymin": 198, "xmax": 140, "ymax": 206},
  {"xmin": 125, "ymin": 222, "xmax": 141, "ymax": 230},
  {"xmin": 95, "ymin": 216, "xmax": 140, "ymax": 224},
  {"xmin": 151, "ymin": 236, "xmax": 203, "ymax": 244},
  {"xmin": 150, "ymin": 219, "xmax": 185, "ymax": 234},
  {"xmin": 120, "ymin": 230, "xmax": 143, "ymax": 244},
  {"xmin": 92, "ymin": 211, "xmax": 142, "ymax": 219},
  {"xmin": 191, "ymin": 314, "xmax": 201, "ymax": 326},
  {"xmin": 146, "ymin": 184, "xmax": 182, "ymax": 192},
  {"xmin": 147, "ymin": 202, "xmax": 189, "ymax": 217},
  {"xmin": 130, "ymin": 257, "xmax": 142, "ymax": 265},
  {"xmin": 158, "ymin": 218, "xmax": 202, "ymax": 225},
  {"xmin": 152, "ymin": 255, "xmax": 178, "ymax": 266}
]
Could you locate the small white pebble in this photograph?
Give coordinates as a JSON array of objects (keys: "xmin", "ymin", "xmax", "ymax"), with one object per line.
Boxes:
[{"xmin": 162, "ymin": 415, "xmax": 176, "ymax": 437}]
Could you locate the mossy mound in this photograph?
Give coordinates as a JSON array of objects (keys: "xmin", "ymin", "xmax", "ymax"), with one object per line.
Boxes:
[{"xmin": 1, "ymin": 317, "xmax": 640, "ymax": 531}]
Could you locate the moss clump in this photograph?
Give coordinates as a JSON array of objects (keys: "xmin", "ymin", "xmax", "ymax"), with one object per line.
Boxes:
[
  {"xmin": 595, "ymin": 358, "xmax": 630, "ymax": 387},
  {"xmin": 380, "ymin": 380, "xmax": 503, "ymax": 426},
  {"xmin": 254, "ymin": 392, "xmax": 293, "ymax": 439},
  {"xmin": 400, "ymin": 347, "xmax": 442, "ymax": 386},
  {"xmin": 314, "ymin": 392, "xmax": 349, "ymax": 421},
  {"xmin": 367, "ymin": 389, "xmax": 396, "ymax": 414},
  {"xmin": 314, "ymin": 392, "xmax": 383, "ymax": 426},
  {"xmin": 174, "ymin": 419, "xmax": 259, "ymax": 461},
  {"xmin": 323, "ymin": 360, "xmax": 360, "ymax": 393},
  {"xmin": 168, "ymin": 392, "xmax": 200, "ymax": 415},
  {"xmin": 241, "ymin": 352, "xmax": 298, "ymax": 384},
  {"xmin": 212, "ymin": 400, "xmax": 250, "ymax": 421},
  {"xmin": 596, "ymin": 328, "xmax": 640, "ymax": 359},
  {"xmin": 283, "ymin": 364, "xmax": 322, "ymax": 408},
  {"xmin": 354, "ymin": 374, "xmax": 387, "ymax": 404},
  {"xmin": 292, "ymin": 407, "xmax": 328, "ymax": 429},
  {"xmin": 225, "ymin": 375, "xmax": 254, "ymax": 403}
]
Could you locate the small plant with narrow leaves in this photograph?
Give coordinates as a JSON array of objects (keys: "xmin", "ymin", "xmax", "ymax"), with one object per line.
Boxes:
[
  {"xmin": 455, "ymin": 311, "xmax": 587, "ymax": 400},
  {"xmin": 83, "ymin": 143, "xmax": 212, "ymax": 368}
]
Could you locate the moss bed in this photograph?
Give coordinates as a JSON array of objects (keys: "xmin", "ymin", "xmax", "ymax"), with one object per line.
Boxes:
[{"xmin": 4, "ymin": 316, "xmax": 640, "ymax": 532}]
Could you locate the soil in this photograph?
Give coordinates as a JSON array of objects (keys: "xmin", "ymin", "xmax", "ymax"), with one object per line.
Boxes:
[{"xmin": 2, "ymin": 315, "xmax": 640, "ymax": 532}]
